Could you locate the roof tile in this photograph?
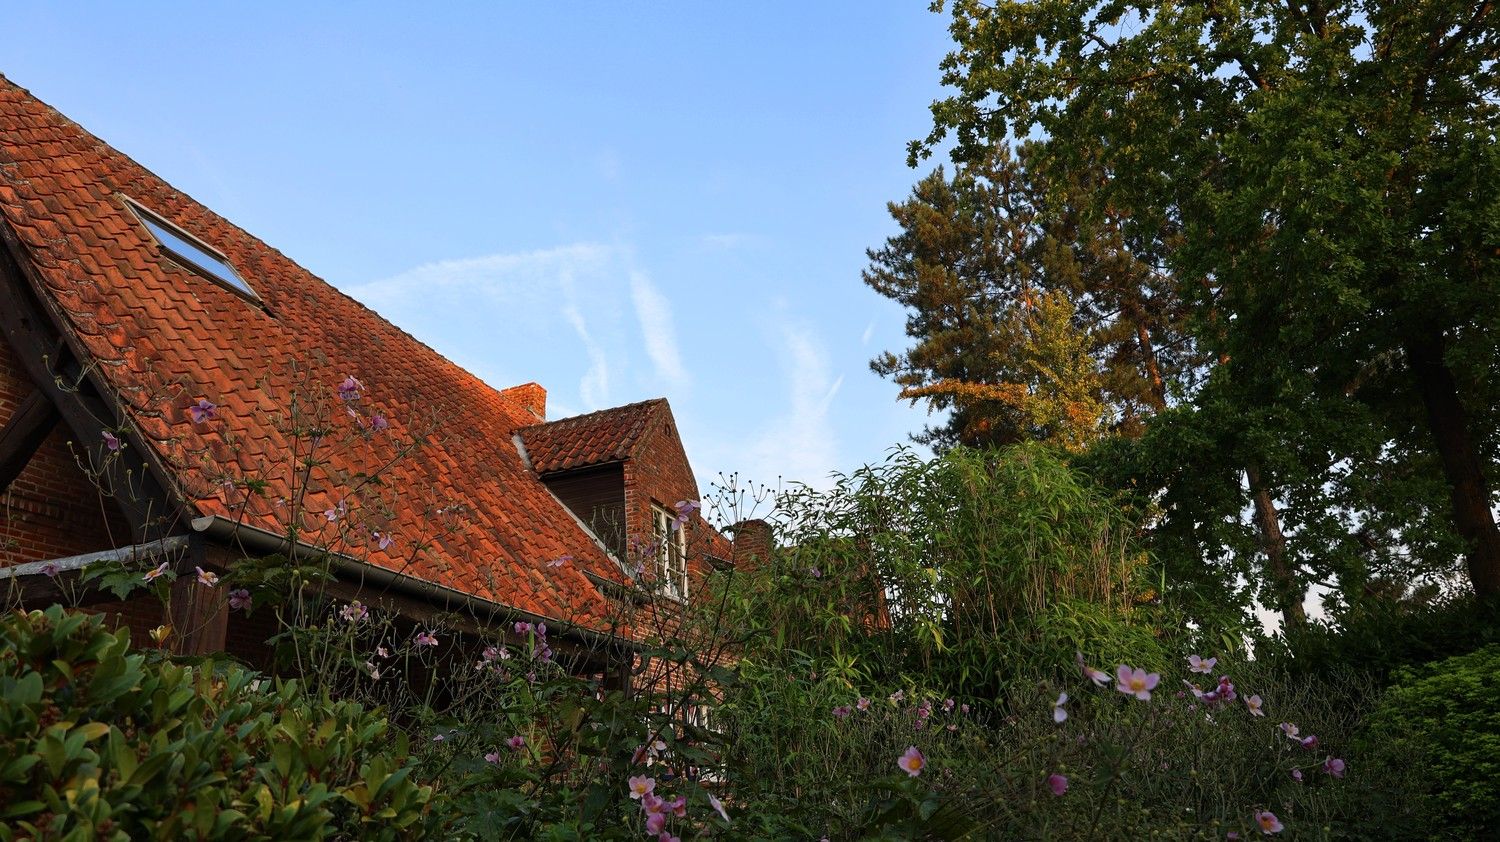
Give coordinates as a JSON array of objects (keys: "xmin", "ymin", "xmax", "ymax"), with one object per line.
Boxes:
[
  {"xmin": 0, "ymin": 74, "xmax": 630, "ymax": 631},
  {"xmin": 518, "ymin": 398, "xmax": 667, "ymax": 474}
]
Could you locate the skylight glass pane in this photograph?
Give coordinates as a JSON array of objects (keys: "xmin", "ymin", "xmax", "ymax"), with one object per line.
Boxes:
[{"xmin": 137, "ymin": 212, "xmax": 255, "ymax": 296}]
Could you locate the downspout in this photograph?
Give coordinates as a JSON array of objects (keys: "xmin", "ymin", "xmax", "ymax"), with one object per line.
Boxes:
[{"xmin": 189, "ymin": 514, "xmax": 636, "ymax": 655}]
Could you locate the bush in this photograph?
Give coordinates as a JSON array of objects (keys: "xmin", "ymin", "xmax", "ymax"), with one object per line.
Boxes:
[
  {"xmin": 1355, "ymin": 644, "xmax": 1500, "ymax": 838},
  {"xmin": 752, "ymin": 444, "xmax": 1164, "ymax": 698},
  {"xmin": 0, "ymin": 606, "xmax": 430, "ymax": 841},
  {"xmin": 1272, "ymin": 595, "xmax": 1500, "ymax": 685}
]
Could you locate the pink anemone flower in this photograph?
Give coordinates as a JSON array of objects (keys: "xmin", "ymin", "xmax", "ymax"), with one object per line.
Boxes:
[
  {"xmin": 1047, "ymin": 773, "xmax": 1069, "ymax": 796},
  {"xmin": 628, "ymin": 775, "xmax": 656, "ymax": 800},
  {"xmin": 1114, "ymin": 665, "xmax": 1160, "ymax": 701},
  {"xmin": 897, "ymin": 745, "xmax": 925, "ymax": 777},
  {"xmin": 1254, "ymin": 810, "xmax": 1283, "ymax": 834},
  {"xmin": 1076, "ymin": 652, "xmax": 1111, "ymax": 686},
  {"xmin": 337, "ymin": 375, "xmax": 364, "ymax": 401},
  {"xmin": 1188, "ymin": 654, "xmax": 1217, "ymax": 674},
  {"xmin": 708, "ymin": 791, "xmax": 730, "ymax": 822}
]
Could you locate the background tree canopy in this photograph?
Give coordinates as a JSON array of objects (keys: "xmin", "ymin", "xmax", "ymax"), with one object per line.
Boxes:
[{"xmin": 866, "ymin": 0, "xmax": 1500, "ymax": 629}]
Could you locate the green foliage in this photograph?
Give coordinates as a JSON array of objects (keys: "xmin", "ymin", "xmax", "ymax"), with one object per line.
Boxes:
[
  {"xmin": 726, "ymin": 443, "xmax": 1161, "ymax": 698},
  {"xmin": 0, "ymin": 605, "xmax": 430, "ymax": 841},
  {"xmin": 716, "ymin": 643, "xmax": 1376, "ymax": 839},
  {"xmin": 413, "ymin": 663, "xmax": 721, "ymax": 841},
  {"xmin": 865, "ymin": 145, "xmax": 1192, "ymax": 450},
  {"xmin": 1358, "ymin": 644, "xmax": 1500, "ymax": 837},
  {"xmin": 916, "ymin": 0, "xmax": 1500, "ymax": 599},
  {"xmin": 1269, "ymin": 595, "xmax": 1500, "ymax": 684}
]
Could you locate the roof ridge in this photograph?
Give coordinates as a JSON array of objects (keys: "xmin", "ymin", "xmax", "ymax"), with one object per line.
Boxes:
[{"xmin": 520, "ymin": 397, "xmax": 666, "ymax": 431}]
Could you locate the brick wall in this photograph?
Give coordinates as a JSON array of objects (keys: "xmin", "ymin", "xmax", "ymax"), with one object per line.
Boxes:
[
  {"xmin": 622, "ymin": 414, "xmax": 700, "ymax": 543},
  {"xmin": 621, "ymin": 413, "xmax": 732, "ymax": 588},
  {"xmin": 0, "ymin": 339, "xmax": 132, "ymax": 567}
]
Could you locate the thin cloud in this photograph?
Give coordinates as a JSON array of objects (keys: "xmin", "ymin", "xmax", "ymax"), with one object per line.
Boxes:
[
  {"xmin": 344, "ymin": 243, "xmax": 623, "ymax": 411},
  {"xmin": 743, "ymin": 318, "xmax": 843, "ymax": 487},
  {"xmin": 348, "ymin": 243, "xmax": 612, "ymax": 309},
  {"xmin": 563, "ymin": 302, "xmax": 611, "ymax": 409},
  {"xmin": 557, "ymin": 257, "xmax": 612, "ymax": 409},
  {"xmin": 630, "ymin": 271, "xmax": 689, "ymax": 390}
]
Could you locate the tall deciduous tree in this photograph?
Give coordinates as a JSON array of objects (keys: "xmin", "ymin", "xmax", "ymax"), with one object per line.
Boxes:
[{"xmin": 916, "ymin": 0, "xmax": 1500, "ymax": 597}]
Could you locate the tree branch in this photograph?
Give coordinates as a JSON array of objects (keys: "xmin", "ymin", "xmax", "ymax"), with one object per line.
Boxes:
[{"xmin": 1428, "ymin": 0, "xmax": 1493, "ymax": 69}]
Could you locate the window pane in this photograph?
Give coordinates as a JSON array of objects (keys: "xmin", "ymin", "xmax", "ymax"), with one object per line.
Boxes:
[{"xmin": 138, "ymin": 212, "xmax": 255, "ymax": 296}]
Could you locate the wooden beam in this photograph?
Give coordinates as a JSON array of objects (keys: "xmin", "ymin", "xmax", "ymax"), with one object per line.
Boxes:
[
  {"xmin": 0, "ymin": 389, "xmax": 60, "ymax": 493},
  {"xmin": 0, "ymin": 226, "xmax": 184, "ymax": 543}
]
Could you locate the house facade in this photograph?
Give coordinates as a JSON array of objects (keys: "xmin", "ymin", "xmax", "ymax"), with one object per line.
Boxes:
[{"xmin": 0, "ymin": 74, "xmax": 759, "ymax": 679}]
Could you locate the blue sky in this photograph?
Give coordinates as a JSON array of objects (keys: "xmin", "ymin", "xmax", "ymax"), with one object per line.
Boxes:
[{"xmin": 5, "ymin": 3, "xmax": 954, "ymax": 491}]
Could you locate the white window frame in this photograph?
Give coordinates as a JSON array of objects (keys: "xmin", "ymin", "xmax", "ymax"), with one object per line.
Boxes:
[{"xmin": 651, "ymin": 503, "xmax": 688, "ymax": 602}]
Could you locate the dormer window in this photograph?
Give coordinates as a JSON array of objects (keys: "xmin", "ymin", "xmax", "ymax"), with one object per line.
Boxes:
[{"xmin": 124, "ymin": 198, "xmax": 257, "ymax": 299}]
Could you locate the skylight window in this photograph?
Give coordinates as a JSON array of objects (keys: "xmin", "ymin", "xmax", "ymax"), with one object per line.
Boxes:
[{"xmin": 125, "ymin": 199, "xmax": 257, "ymax": 298}]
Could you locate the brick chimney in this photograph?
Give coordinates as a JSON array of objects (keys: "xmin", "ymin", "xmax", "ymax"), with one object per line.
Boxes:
[
  {"xmin": 500, "ymin": 382, "xmax": 546, "ymax": 422},
  {"xmin": 730, "ymin": 519, "xmax": 773, "ymax": 571}
]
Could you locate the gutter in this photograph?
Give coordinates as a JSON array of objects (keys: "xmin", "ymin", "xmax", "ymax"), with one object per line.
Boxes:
[
  {"xmin": 0, "ymin": 535, "xmax": 190, "ymax": 581},
  {"xmin": 189, "ymin": 514, "xmax": 637, "ymax": 655}
]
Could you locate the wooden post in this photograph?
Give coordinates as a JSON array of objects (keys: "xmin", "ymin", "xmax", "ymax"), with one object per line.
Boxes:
[{"xmin": 169, "ymin": 534, "xmax": 227, "ymax": 655}]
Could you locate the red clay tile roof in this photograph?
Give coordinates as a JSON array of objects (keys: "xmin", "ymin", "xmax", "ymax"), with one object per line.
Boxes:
[
  {"xmin": 0, "ymin": 75, "xmax": 629, "ymax": 630},
  {"xmin": 518, "ymin": 398, "xmax": 668, "ymax": 474}
]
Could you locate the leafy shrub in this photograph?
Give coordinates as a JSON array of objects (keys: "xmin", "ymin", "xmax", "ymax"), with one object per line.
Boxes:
[
  {"xmin": 1356, "ymin": 644, "xmax": 1500, "ymax": 838},
  {"xmin": 0, "ymin": 606, "xmax": 430, "ymax": 841},
  {"xmin": 248, "ymin": 577, "xmax": 742, "ymax": 840},
  {"xmin": 1272, "ymin": 595, "xmax": 1500, "ymax": 684},
  {"xmin": 713, "ymin": 639, "xmax": 1378, "ymax": 839},
  {"xmin": 749, "ymin": 444, "xmax": 1164, "ymax": 698}
]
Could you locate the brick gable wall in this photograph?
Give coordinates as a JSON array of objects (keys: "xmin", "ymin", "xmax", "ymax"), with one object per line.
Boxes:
[
  {"xmin": 622, "ymin": 413, "xmax": 704, "ymax": 569},
  {"xmin": 0, "ymin": 339, "xmax": 132, "ymax": 567}
]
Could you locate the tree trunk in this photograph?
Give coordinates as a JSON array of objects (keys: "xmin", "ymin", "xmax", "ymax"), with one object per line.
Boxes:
[
  {"xmin": 1136, "ymin": 320, "xmax": 1168, "ymax": 410},
  {"xmin": 1406, "ymin": 329, "xmax": 1500, "ymax": 597},
  {"xmin": 1246, "ymin": 462, "xmax": 1307, "ymax": 630},
  {"xmin": 1124, "ymin": 293, "xmax": 1169, "ymax": 412}
]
